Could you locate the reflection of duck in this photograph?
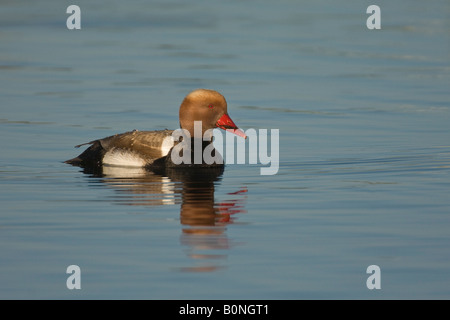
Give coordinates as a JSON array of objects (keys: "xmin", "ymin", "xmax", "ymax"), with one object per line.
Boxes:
[
  {"xmin": 165, "ymin": 166, "xmax": 247, "ymax": 272},
  {"xmin": 165, "ymin": 166, "xmax": 226, "ymax": 227},
  {"xmin": 65, "ymin": 89, "xmax": 246, "ymax": 169},
  {"xmin": 84, "ymin": 165, "xmax": 247, "ymax": 272},
  {"xmin": 101, "ymin": 166, "xmax": 178, "ymax": 206}
]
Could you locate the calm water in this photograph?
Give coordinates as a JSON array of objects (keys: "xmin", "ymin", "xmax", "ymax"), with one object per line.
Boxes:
[{"xmin": 1, "ymin": 0, "xmax": 449, "ymax": 299}]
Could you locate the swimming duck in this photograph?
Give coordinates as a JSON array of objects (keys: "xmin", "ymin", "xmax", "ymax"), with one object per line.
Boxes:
[{"xmin": 65, "ymin": 89, "xmax": 246, "ymax": 169}]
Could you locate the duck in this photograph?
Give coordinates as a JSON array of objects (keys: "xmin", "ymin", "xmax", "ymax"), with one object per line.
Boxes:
[{"xmin": 65, "ymin": 89, "xmax": 246, "ymax": 169}]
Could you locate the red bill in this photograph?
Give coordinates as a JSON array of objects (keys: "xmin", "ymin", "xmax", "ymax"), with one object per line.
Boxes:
[{"xmin": 215, "ymin": 113, "xmax": 247, "ymax": 139}]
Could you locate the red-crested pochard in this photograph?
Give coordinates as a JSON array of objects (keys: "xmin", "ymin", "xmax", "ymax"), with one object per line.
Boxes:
[{"xmin": 65, "ymin": 89, "xmax": 246, "ymax": 169}]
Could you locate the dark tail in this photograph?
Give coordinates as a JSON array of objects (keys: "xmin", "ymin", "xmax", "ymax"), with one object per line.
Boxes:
[{"xmin": 64, "ymin": 141, "xmax": 104, "ymax": 167}]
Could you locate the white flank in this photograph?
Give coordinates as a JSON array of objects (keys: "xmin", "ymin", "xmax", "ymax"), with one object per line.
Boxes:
[
  {"xmin": 103, "ymin": 148, "xmax": 147, "ymax": 167},
  {"xmin": 161, "ymin": 135, "xmax": 175, "ymax": 156}
]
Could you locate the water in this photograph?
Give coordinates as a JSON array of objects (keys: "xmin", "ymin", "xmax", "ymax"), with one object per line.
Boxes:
[{"xmin": 1, "ymin": 0, "xmax": 449, "ymax": 299}]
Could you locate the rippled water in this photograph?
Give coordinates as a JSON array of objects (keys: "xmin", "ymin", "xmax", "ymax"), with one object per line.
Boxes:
[{"xmin": 1, "ymin": 0, "xmax": 449, "ymax": 299}]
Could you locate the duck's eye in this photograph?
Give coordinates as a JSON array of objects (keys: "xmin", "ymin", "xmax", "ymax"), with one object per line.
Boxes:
[{"xmin": 208, "ymin": 104, "xmax": 214, "ymax": 109}]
